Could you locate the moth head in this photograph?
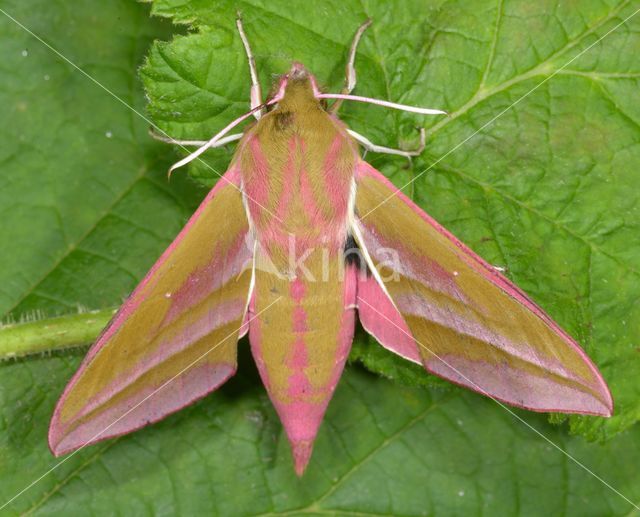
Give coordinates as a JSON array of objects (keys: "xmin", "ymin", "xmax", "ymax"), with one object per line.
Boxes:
[{"xmin": 269, "ymin": 62, "xmax": 323, "ymax": 111}]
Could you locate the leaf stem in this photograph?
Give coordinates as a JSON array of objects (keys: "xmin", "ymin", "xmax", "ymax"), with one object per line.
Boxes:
[{"xmin": 0, "ymin": 308, "xmax": 115, "ymax": 360}]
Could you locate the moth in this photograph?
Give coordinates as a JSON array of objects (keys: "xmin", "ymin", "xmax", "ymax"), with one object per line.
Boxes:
[{"xmin": 49, "ymin": 18, "xmax": 612, "ymax": 475}]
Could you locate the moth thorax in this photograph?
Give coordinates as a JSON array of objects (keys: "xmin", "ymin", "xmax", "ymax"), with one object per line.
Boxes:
[{"xmin": 279, "ymin": 77, "xmax": 320, "ymax": 112}]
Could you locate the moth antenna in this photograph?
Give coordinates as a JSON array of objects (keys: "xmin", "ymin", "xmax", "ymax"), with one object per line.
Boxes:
[
  {"xmin": 150, "ymin": 127, "xmax": 243, "ymax": 148},
  {"xmin": 168, "ymin": 104, "xmax": 267, "ymax": 177},
  {"xmin": 150, "ymin": 128, "xmax": 206, "ymax": 147},
  {"xmin": 236, "ymin": 12, "xmax": 264, "ymax": 119},
  {"xmin": 318, "ymin": 93, "xmax": 447, "ymax": 115}
]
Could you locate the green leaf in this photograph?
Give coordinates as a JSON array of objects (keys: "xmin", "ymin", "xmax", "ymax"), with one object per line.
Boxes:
[{"xmin": 1, "ymin": 0, "xmax": 640, "ymax": 514}]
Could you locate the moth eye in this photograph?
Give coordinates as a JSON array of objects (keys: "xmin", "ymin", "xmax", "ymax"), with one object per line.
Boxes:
[{"xmin": 319, "ymin": 98, "xmax": 328, "ymax": 110}]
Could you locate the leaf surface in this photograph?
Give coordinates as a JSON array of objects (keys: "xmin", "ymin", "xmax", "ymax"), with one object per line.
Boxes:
[{"xmin": 1, "ymin": 0, "xmax": 640, "ymax": 514}]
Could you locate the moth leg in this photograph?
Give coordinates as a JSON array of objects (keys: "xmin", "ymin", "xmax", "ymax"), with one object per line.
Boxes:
[
  {"xmin": 330, "ymin": 19, "xmax": 372, "ymax": 114},
  {"xmin": 150, "ymin": 128, "xmax": 243, "ymax": 148},
  {"xmin": 236, "ymin": 14, "xmax": 264, "ymax": 120},
  {"xmin": 343, "ymin": 19, "xmax": 372, "ymax": 95},
  {"xmin": 348, "ymin": 128, "xmax": 425, "ymax": 158}
]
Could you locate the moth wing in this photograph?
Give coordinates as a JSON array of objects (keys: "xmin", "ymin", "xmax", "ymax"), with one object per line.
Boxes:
[
  {"xmin": 357, "ymin": 272, "xmax": 421, "ymax": 363},
  {"xmin": 49, "ymin": 168, "xmax": 254, "ymax": 455},
  {"xmin": 353, "ymin": 161, "xmax": 612, "ymax": 416}
]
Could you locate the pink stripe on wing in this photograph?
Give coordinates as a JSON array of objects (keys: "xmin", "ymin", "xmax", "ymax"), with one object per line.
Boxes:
[
  {"xmin": 51, "ymin": 362, "xmax": 235, "ymax": 455},
  {"xmin": 357, "ymin": 274, "xmax": 422, "ymax": 364}
]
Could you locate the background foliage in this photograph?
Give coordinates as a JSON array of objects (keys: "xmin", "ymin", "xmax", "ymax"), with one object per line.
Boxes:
[{"xmin": 0, "ymin": 0, "xmax": 639, "ymax": 514}]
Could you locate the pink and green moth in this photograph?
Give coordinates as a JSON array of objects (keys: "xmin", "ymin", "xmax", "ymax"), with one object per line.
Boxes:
[{"xmin": 49, "ymin": 18, "xmax": 613, "ymax": 476}]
